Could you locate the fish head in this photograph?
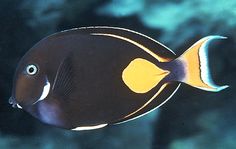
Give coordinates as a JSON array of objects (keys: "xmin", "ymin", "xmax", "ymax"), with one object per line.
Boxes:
[{"xmin": 10, "ymin": 46, "xmax": 51, "ymax": 109}]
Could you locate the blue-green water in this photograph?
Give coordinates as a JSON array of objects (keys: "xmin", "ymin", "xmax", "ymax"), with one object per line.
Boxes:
[{"xmin": 0, "ymin": 0, "xmax": 235, "ymax": 148}]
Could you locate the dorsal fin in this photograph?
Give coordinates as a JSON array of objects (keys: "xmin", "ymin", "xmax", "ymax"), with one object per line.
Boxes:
[
  {"xmin": 52, "ymin": 56, "xmax": 75, "ymax": 99},
  {"xmin": 76, "ymin": 26, "xmax": 176, "ymax": 62}
]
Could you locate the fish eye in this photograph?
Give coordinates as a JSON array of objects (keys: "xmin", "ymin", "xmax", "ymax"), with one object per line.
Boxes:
[{"xmin": 26, "ymin": 64, "xmax": 38, "ymax": 75}]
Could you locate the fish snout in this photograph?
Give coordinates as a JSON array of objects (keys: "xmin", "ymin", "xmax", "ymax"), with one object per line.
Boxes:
[
  {"xmin": 9, "ymin": 96, "xmax": 16, "ymax": 104},
  {"xmin": 9, "ymin": 96, "xmax": 21, "ymax": 109}
]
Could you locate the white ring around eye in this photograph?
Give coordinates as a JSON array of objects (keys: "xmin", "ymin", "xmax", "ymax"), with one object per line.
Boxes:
[{"xmin": 26, "ymin": 64, "xmax": 38, "ymax": 75}]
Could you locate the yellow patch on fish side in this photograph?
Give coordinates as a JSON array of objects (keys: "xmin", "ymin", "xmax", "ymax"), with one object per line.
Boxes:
[{"xmin": 122, "ymin": 58, "xmax": 169, "ymax": 93}]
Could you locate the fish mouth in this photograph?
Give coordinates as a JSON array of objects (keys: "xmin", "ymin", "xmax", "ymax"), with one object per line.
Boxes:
[
  {"xmin": 9, "ymin": 96, "xmax": 22, "ymax": 109},
  {"xmin": 9, "ymin": 96, "xmax": 16, "ymax": 105}
]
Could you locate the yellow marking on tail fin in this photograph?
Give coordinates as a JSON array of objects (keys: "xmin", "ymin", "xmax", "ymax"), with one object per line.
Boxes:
[
  {"xmin": 181, "ymin": 39, "xmax": 210, "ymax": 89},
  {"xmin": 179, "ymin": 36, "xmax": 228, "ymax": 92},
  {"xmin": 122, "ymin": 58, "xmax": 169, "ymax": 93}
]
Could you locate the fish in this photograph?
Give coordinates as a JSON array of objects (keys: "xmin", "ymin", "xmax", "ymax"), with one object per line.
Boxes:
[{"xmin": 9, "ymin": 26, "xmax": 228, "ymax": 131}]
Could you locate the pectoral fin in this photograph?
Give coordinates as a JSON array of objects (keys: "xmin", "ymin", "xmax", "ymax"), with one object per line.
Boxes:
[
  {"xmin": 52, "ymin": 56, "xmax": 75, "ymax": 98},
  {"xmin": 122, "ymin": 58, "xmax": 169, "ymax": 93}
]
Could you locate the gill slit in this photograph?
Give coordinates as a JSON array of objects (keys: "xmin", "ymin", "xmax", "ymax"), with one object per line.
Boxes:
[{"xmin": 33, "ymin": 77, "xmax": 50, "ymax": 105}]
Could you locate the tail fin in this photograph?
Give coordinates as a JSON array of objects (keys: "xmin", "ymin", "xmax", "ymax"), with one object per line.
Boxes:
[{"xmin": 177, "ymin": 36, "xmax": 228, "ymax": 92}]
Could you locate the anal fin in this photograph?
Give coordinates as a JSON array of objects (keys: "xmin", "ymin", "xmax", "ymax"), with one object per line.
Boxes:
[{"xmin": 114, "ymin": 82, "xmax": 181, "ymax": 124}]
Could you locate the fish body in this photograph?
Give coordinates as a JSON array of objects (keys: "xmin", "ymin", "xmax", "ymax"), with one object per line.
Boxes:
[{"xmin": 9, "ymin": 27, "xmax": 228, "ymax": 130}]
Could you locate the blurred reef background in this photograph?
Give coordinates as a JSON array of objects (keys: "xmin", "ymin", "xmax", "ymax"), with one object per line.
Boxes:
[{"xmin": 0, "ymin": 0, "xmax": 235, "ymax": 148}]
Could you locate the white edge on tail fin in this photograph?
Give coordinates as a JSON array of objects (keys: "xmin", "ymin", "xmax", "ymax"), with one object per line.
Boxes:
[{"xmin": 199, "ymin": 35, "xmax": 229, "ymax": 92}]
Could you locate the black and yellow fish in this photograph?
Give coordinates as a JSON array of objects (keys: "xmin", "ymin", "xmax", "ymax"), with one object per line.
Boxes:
[{"xmin": 9, "ymin": 27, "xmax": 228, "ymax": 130}]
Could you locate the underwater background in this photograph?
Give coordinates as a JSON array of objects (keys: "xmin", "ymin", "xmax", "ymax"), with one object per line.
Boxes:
[{"xmin": 0, "ymin": 0, "xmax": 235, "ymax": 148}]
